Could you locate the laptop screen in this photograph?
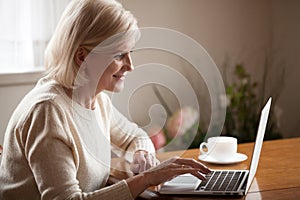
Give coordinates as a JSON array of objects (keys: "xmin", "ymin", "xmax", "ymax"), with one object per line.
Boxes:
[{"xmin": 245, "ymin": 97, "xmax": 272, "ymax": 193}]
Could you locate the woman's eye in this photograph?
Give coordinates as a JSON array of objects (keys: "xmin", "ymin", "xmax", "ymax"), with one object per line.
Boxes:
[
  {"xmin": 113, "ymin": 50, "xmax": 133, "ymax": 61},
  {"xmin": 113, "ymin": 53, "xmax": 125, "ymax": 60}
]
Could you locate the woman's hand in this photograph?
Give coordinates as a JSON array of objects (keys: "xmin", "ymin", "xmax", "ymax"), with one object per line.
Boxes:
[
  {"xmin": 130, "ymin": 150, "xmax": 160, "ymax": 174},
  {"xmin": 142, "ymin": 156, "xmax": 211, "ymax": 186},
  {"xmin": 126, "ymin": 156, "xmax": 211, "ymax": 198}
]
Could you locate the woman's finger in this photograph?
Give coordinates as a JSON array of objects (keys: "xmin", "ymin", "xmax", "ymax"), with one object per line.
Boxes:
[
  {"xmin": 130, "ymin": 163, "xmax": 140, "ymax": 174},
  {"xmin": 143, "ymin": 153, "xmax": 152, "ymax": 169},
  {"xmin": 146, "ymin": 153, "xmax": 157, "ymax": 169},
  {"xmin": 143, "ymin": 161, "xmax": 208, "ymax": 186},
  {"xmin": 174, "ymin": 158, "xmax": 211, "ymax": 174},
  {"xmin": 137, "ymin": 153, "xmax": 147, "ymax": 173},
  {"xmin": 168, "ymin": 163, "xmax": 207, "ymax": 181}
]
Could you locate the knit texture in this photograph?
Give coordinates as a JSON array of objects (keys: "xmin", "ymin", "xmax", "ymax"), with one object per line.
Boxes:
[{"xmin": 0, "ymin": 77, "xmax": 155, "ymax": 200}]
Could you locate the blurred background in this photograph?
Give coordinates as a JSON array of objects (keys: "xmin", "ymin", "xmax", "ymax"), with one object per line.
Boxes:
[{"xmin": 0, "ymin": 0, "xmax": 299, "ymax": 147}]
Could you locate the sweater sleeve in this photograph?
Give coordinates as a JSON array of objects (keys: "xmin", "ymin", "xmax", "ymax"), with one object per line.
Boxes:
[
  {"xmin": 109, "ymin": 104, "xmax": 155, "ymax": 162},
  {"xmin": 21, "ymin": 100, "xmax": 134, "ymax": 200}
]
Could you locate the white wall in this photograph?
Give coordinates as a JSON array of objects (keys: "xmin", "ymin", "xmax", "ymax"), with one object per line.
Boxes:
[
  {"xmin": 0, "ymin": 72, "xmax": 42, "ymax": 144},
  {"xmin": 121, "ymin": 0, "xmax": 271, "ymax": 69},
  {"xmin": 115, "ymin": 0, "xmax": 271, "ymax": 129},
  {"xmin": 271, "ymin": 0, "xmax": 300, "ymax": 138},
  {"xmin": 118, "ymin": 0, "xmax": 300, "ymax": 138}
]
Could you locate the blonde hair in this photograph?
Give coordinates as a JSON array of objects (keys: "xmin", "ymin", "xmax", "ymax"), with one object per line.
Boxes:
[{"xmin": 44, "ymin": 0, "xmax": 138, "ymax": 89}]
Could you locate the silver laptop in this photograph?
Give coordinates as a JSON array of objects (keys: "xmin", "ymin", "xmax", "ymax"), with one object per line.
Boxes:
[{"xmin": 159, "ymin": 97, "xmax": 272, "ymax": 196}]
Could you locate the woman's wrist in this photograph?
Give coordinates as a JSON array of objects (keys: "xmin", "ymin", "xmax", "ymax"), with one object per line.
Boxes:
[{"xmin": 126, "ymin": 173, "xmax": 151, "ymax": 198}]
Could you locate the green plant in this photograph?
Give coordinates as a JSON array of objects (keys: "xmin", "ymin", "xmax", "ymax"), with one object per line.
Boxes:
[{"xmin": 223, "ymin": 64, "xmax": 282, "ymax": 142}]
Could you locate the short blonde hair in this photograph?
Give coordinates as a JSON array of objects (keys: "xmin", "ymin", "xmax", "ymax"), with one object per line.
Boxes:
[{"xmin": 44, "ymin": 0, "xmax": 138, "ymax": 89}]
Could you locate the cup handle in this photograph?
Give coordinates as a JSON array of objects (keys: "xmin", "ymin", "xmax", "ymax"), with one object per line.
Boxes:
[{"xmin": 199, "ymin": 142, "xmax": 209, "ymax": 155}]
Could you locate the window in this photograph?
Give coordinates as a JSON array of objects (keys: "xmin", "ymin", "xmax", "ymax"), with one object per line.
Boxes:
[{"xmin": 0, "ymin": 0, "xmax": 69, "ymax": 73}]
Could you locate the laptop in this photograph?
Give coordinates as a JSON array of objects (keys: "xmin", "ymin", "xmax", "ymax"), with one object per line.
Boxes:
[{"xmin": 159, "ymin": 97, "xmax": 272, "ymax": 196}]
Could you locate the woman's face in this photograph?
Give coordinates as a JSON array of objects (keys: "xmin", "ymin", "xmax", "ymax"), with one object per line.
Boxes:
[{"xmin": 96, "ymin": 49, "xmax": 134, "ymax": 93}]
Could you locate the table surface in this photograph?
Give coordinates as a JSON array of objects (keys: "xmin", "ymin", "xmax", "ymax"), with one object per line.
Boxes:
[{"xmin": 111, "ymin": 137, "xmax": 300, "ymax": 200}]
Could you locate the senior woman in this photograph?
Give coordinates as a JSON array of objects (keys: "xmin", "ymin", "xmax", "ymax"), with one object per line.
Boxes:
[{"xmin": 0, "ymin": 0, "xmax": 210, "ymax": 199}]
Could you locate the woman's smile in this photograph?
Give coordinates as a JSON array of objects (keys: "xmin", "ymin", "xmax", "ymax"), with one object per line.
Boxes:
[{"xmin": 113, "ymin": 73, "xmax": 126, "ymax": 80}]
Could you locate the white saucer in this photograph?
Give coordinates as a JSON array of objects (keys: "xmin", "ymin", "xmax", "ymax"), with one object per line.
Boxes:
[{"xmin": 198, "ymin": 153, "xmax": 248, "ymax": 164}]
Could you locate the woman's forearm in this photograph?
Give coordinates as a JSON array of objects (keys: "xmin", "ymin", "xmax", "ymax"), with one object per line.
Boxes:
[{"xmin": 126, "ymin": 173, "xmax": 151, "ymax": 198}]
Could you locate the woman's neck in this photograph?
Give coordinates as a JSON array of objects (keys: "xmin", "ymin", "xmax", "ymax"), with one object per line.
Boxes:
[{"xmin": 63, "ymin": 86, "xmax": 98, "ymax": 110}]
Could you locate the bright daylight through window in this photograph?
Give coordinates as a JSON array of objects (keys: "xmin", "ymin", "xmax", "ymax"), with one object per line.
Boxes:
[{"xmin": 0, "ymin": 0, "xmax": 69, "ymax": 73}]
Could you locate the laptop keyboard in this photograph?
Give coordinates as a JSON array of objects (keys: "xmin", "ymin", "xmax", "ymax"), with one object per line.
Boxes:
[{"xmin": 196, "ymin": 171, "xmax": 247, "ymax": 192}]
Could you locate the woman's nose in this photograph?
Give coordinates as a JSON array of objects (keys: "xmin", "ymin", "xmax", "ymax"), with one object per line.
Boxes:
[{"xmin": 123, "ymin": 52, "xmax": 134, "ymax": 71}]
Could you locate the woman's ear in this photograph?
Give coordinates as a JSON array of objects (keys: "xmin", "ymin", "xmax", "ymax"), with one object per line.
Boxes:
[{"xmin": 74, "ymin": 46, "xmax": 88, "ymax": 66}]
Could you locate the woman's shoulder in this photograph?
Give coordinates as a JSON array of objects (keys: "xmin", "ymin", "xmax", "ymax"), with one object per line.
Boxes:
[
  {"xmin": 10, "ymin": 78, "xmax": 70, "ymax": 127},
  {"xmin": 97, "ymin": 92, "xmax": 112, "ymax": 106}
]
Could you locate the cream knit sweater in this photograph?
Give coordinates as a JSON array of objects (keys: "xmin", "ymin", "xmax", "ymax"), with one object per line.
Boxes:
[{"xmin": 0, "ymin": 77, "xmax": 155, "ymax": 200}]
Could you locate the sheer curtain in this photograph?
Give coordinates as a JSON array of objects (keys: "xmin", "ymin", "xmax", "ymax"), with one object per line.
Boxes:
[{"xmin": 0, "ymin": 0, "xmax": 69, "ymax": 73}]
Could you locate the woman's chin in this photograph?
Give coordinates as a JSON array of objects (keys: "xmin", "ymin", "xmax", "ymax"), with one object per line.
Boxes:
[{"xmin": 110, "ymin": 85, "xmax": 124, "ymax": 93}]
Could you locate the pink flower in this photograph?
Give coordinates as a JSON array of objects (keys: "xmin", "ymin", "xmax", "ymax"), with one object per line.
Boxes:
[
  {"xmin": 147, "ymin": 126, "xmax": 166, "ymax": 150},
  {"xmin": 166, "ymin": 106, "xmax": 199, "ymax": 138}
]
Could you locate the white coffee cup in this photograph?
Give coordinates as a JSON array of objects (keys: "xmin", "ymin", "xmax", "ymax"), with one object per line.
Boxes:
[{"xmin": 199, "ymin": 136, "xmax": 237, "ymax": 161}]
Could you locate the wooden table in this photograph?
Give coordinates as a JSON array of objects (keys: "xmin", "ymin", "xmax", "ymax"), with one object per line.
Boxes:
[{"xmin": 111, "ymin": 137, "xmax": 300, "ymax": 199}]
